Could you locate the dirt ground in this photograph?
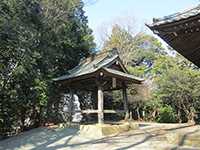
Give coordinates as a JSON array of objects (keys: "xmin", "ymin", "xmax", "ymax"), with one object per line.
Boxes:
[{"xmin": 0, "ymin": 122, "xmax": 200, "ymax": 150}]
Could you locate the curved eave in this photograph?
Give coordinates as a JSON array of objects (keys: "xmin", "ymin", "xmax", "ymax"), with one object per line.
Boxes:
[
  {"xmin": 101, "ymin": 68, "xmax": 144, "ymax": 84},
  {"xmin": 147, "ymin": 9, "xmax": 200, "ymax": 67},
  {"xmin": 53, "ymin": 67, "xmax": 144, "ymax": 85},
  {"xmin": 148, "ymin": 5, "xmax": 200, "ymax": 28}
]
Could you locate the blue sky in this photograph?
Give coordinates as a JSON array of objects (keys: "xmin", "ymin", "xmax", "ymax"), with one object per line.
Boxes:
[{"xmin": 84, "ymin": 0, "xmax": 199, "ymax": 45}]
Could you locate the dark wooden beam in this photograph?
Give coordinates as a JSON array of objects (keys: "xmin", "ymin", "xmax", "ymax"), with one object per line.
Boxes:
[{"xmin": 104, "ymin": 87, "xmax": 124, "ymax": 91}]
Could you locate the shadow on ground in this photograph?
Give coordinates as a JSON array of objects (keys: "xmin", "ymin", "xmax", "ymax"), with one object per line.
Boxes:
[
  {"xmin": 0, "ymin": 127, "xmax": 79, "ymax": 150},
  {"xmin": 0, "ymin": 123, "xmax": 200, "ymax": 150}
]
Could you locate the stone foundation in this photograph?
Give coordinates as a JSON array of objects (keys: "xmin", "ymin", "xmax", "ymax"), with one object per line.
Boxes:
[{"xmin": 79, "ymin": 121, "xmax": 139, "ymax": 138}]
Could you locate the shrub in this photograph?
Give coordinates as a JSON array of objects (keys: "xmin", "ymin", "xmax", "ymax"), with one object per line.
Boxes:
[{"xmin": 157, "ymin": 105, "xmax": 177, "ymax": 123}]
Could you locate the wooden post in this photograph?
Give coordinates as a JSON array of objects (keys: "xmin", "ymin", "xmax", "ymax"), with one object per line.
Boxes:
[
  {"xmin": 98, "ymin": 85, "xmax": 104, "ymax": 124},
  {"xmin": 123, "ymin": 87, "xmax": 129, "ymax": 121},
  {"xmin": 91, "ymin": 89, "xmax": 98, "ymax": 109},
  {"xmin": 69, "ymin": 88, "xmax": 74, "ymax": 122}
]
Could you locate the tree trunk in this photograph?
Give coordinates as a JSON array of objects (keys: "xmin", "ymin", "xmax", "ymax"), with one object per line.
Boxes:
[
  {"xmin": 177, "ymin": 109, "xmax": 182, "ymax": 123},
  {"xmin": 152, "ymin": 110, "xmax": 157, "ymax": 121},
  {"xmin": 136, "ymin": 107, "xmax": 141, "ymax": 120},
  {"xmin": 187, "ymin": 109, "xmax": 195, "ymax": 124},
  {"xmin": 20, "ymin": 109, "xmax": 26, "ymax": 131}
]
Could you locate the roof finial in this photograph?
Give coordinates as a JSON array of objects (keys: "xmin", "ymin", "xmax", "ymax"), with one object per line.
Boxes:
[
  {"xmin": 153, "ymin": 18, "xmax": 159, "ymax": 23},
  {"xmin": 108, "ymin": 47, "xmax": 119, "ymax": 57},
  {"xmin": 112, "ymin": 47, "xmax": 119, "ymax": 55}
]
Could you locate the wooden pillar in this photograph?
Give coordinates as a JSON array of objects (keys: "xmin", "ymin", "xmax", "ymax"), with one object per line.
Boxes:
[
  {"xmin": 69, "ymin": 88, "xmax": 74, "ymax": 122},
  {"xmin": 98, "ymin": 85, "xmax": 104, "ymax": 124},
  {"xmin": 92, "ymin": 89, "xmax": 98, "ymax": 109},
  {"xmin": 123, "ymin": 87, "xmax": 129, "ymax": 121}
]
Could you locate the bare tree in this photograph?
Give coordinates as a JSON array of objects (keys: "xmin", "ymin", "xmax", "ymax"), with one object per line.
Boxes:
[{"xmin": 96, "ymin": 16, "xmax": 138, "ymax": 47}]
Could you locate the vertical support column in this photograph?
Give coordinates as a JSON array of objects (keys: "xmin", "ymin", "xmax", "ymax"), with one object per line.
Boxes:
[
  {"xmin": 123, "ymin": 87, "xmax": 129, "ymax": 121},
  {"xmin": 92, "ymin": 89, "xmax": 98, "ymax": 110},
  {"xmin": 69, "ymin": 88, "xmax": 74, "ymax": 122},
  {"xmin": 98, "ymin": 85, "xmax": 104, "ymax": 124}
]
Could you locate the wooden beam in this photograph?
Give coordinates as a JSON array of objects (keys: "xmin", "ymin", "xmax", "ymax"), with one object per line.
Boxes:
[
  {"xmin": 104, "ymin": 87, "xmax": 124, "ymax": 91},
  {"xmin": 122, "ymin": 87, "xmax": 129, "ymax": 121},
  {"xmin": 104, "ymin": 110, "xmax": 125, "ymax": 114},
  {"xmin": 82, "ymin": 110, "xmax": 98, "ymax": 114},
  {"xmin": 98, "ymin": 84, "xmax": 104, "ymax": 124},
  {"xmin": 63, "ymin": 109, "xmax": 125, "ymax": 114}
]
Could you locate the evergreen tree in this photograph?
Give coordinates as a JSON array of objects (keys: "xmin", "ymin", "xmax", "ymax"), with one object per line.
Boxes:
[{"xmin": 0, "ymin": 0, "xmax": 95, "ymax": 136}]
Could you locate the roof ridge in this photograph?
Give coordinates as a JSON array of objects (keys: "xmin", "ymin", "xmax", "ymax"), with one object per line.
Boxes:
[
  {"xmin": 66, "ymin": 51, "xmax": 118, "ymax": 76},
  {"xmin": 149, "ymin": 4, "xmax": 200, "ymax": 27},
  {"xmin": 95, "ymin": 54, "xmax": 118, "ymax": 69},
  {"xmin": 78, "ymin": 49, "xmax": 118, "ymax": 65},
  {"xmin": 163, "ymin": 4, "xmax": 200, "ymax": 21}
]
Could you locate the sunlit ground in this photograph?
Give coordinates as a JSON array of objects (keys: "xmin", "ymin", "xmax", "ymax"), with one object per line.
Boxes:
[{"xmin": 0, "ymin": 122, "xmax": 200, "ymax": 150}]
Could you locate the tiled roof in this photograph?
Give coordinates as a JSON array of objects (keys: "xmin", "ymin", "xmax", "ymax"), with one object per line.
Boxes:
[
  {"xmin": 102, "ymin": 68, "xmax": 144, "ymax": 82},
  {"xmin": 149, "ymin": 4, "xmax": 200, "ymax": 27},
  {"xmin": 53, "ymin": 51, "xmax": 118, "ymax": 81},
  {"xmin": 53, "ymin": 50, "xmax": 143, "ymax": 82}
]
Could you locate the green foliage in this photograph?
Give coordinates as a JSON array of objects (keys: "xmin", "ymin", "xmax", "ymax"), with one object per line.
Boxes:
[
  {"xmin": 153, "ymin": 59, "xmax": 200, "ymax": 122},
  {"xmin": 103, "ymin": 28, "xmax": 165, "ymax": 78},
  {"xmin": 127, "ymin": 65, "xmax": 146, "ymax": 77},
  {"xmin": 102, "ymin": 25, "xmax": 135, "ymax": 66},
  {"xmin": 0, "ymin": 0, "xmax": 95, "ymax": 136},
  {"xmin": 142, "ymin": 99, "xmax": 161, "ymax": 121},
  {"xmin": 34, "ymin": 79, "xmax": 48, "ymax": 106},
  {"xmin": 102, "ymin": 24, "xmax": 200, "ymax": 123},
  {"xmin": 157, "ymin": 105, "xmax": 177, "ymax": 123}
]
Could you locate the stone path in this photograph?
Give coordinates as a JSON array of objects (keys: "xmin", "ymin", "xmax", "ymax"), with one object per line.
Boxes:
[{"xmin": 0, "ymin": 122, "xmax": 200, "ymax": 150}]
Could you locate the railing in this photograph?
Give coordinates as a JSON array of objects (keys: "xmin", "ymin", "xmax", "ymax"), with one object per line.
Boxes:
[{"xmin": 64, "ymin": 109, "xmax": 126, "ymax": 114}]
